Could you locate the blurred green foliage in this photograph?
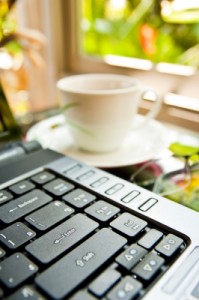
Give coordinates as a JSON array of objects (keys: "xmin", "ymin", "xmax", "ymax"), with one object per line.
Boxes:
[
  {"xmin": 169, "ymin": 142, "xmax": 199, "ymax": 161},
  {"xmin": 81, "ymin": 0, "xmax": 199, "ymax": 68},
  {"xmin": 0, "ymin": 0, "xmax": 21, "ymax": 56}
]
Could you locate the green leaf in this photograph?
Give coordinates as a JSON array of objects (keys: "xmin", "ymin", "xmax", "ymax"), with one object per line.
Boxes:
[{"xmin": 169, "ymin": 142, "xmax": 199, "ymax": 157}]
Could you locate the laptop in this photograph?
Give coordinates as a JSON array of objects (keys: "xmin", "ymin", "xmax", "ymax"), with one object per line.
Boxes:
[{"xmin": 0, "ymin": 95, "xmax": 199, "ymax": 300}]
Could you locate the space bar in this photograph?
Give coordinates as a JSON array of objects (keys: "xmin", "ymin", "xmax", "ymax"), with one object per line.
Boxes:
[{"xmin": 35, "ymin": 228, "xmax": 127, "ymax": 299}]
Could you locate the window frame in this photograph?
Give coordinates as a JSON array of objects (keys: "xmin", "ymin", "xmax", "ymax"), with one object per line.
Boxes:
[
  {"xmin": 51, "ymin": 0, "xmax": 199, "ymax": 132},
  {"xmin": 17, "ymin": 0, "xmax": 199, "ymax": 132},
  {"xmin": 15, "ymin": 0, "xmax": 59, "ymax": 113}
]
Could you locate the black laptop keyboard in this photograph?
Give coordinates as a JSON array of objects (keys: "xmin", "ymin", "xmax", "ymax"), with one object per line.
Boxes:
[{"xmin": 0, "ymin": 170, "xmax": 187, "ymax": 300}]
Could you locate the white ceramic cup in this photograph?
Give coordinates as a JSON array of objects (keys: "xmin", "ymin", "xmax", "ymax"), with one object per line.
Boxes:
[{"xmin": 57, "ymin": 73, "xmax": 162, "ymax": 152}]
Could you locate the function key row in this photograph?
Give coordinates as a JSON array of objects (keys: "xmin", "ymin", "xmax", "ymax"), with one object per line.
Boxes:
[{"xmin": 1, "ymin": 169, "xmax": 144, "ymax": 212}]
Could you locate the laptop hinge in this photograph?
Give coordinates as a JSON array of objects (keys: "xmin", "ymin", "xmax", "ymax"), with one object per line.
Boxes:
[{"xmin": 0, "ymin": 141, "xmax": 42, "ymax": 166}]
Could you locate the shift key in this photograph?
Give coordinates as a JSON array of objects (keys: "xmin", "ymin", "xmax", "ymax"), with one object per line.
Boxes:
[{"xmin": 35, "ymin": 228, "xmax": 127, "ymax": 299}]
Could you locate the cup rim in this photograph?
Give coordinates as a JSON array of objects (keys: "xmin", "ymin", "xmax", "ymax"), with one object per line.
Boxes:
[{"xmin": 56, "ymin": 73, "xmax": 141, "ymax": 95}]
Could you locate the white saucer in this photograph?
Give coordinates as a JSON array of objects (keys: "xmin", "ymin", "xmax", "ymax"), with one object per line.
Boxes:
[{"xmin": 26, "ymin": 114, "xmax": 174, "ymax": 168}]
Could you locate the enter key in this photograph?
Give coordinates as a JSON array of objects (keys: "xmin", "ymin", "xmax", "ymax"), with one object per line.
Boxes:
[{"xmin": 35, "ymin": 228, "xmax": 127, "ymax": 299}]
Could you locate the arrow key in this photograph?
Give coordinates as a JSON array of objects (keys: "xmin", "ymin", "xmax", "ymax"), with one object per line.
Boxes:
[
  {"xmin": 132, "ymin": 253, "xmax": 165, "ymax": 281},
  {"xmin": 107, "ymin": 276, "xmax": 142, "ymax": 300},
  {"xmin": 155, "ymin": 234, "xmax": 184, "ymax": 257},
  {"xmin": 116, "ymin": 244, "xmax": 147, "ymax": 270}
]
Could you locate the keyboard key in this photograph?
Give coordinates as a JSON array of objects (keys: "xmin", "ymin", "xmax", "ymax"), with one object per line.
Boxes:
[
  {"xmin": 0, "ymin": 190, "xmax": 52, "ymax": 224},
  {"xmin": 116, "ymin": 244, "xmax": 148, "ymax": 270},
  {"xmin": 63, "ymin": 188, "xmax": 96, "ymax": 208},
  {"xmin": 89, "ymin": 268, "xmax": 121, "ymax": 297},
  {"xmin": 71, "ymin": 290, "xmax": 97, "ymax": 300},
  {"xmin": 138, "ymin": 229, "xmax": 163, "ymax": 250},
  {"xmin": 110, "ymin": 213, "xmax": 147, "ymax": 238},
  {"xmin": 0, "ymin": 287, "xmax": 4, "ymax": 299},
  {"xmin": 85, "ymin": 200, "xmax": 120, "ymax": 222},
  {"xmin": 0, "ymin": 253, "xmax": 38, "ymax": 288},
  {"xmin": 107, "ymin": 276, "xmax": 142, "ymax": 300},
  {"xmin": 9, "ymin": 180, "xmax": 35, "ymax": 195},
  {"xmin": 31, "ymin": 171, "xmax": 55, "ymax": 185},
  {"xmin": 155, "ymin": 233, "xmax": 184, "ymax": 257},
  {"xmin": 0, "ymin": 247, "xmax": 6, "ymax": 258},
  {"xmin": 90, "ymin": 176, "xmax": 109, "ymax": 188},
  {"xmin": 77, "ymin": 170, "xmax": 95, "ymax": 181},
  {"xmin": 121, "ymin": 190, "xmax": 140, "ymax": 203},
  {"xmin": 6, "ymin": 285, "xmax": 46, "ymax": 300},
  {"xmin": 132, "ymin": 253, "xmax": 165, "ymax": 281},
  {"xmin": 35, "ymin": 228, "xmax": 127, "ymax": 299},
  {"xmin": 25, "ymin": 201, "xmax": 74, "ymax": 231},
  {"xmin": 0, "ymin": 190, "xmax": 13, "ymax": 205},
  {"xmin": 63, "ymin": 163, "xmax": 82, "ymax": 175},
  {"xmin": 26, "ymin": 214, "xmax": 99, "ymax": 264},
  {"xmin": 0, "ymin": 222, "xmax": 36, "ymax": 249},
  {"xmin": 105, "ymin": 183, "xmax": 124, "ymax": 195},
  {"xmin": 139, "ymin": 198, "xmax": 158, "ymax": 212},
  {"xmin": 43, "ymin": 178, "xmax": 74, "ymax": 196}
]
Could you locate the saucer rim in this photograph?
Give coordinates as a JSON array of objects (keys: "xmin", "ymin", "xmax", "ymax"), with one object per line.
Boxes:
[{"xmin": 26, "ymin": 114, "xmax": 172, "ymax": 168}]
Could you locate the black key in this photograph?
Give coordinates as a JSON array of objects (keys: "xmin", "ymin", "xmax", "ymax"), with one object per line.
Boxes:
[
  {"xmin": 35, "ymin": 228, "xmax": 127, "ymax": 299},
  {"xmin": 155, "ymin": 233, "xmax": 184, "ymax": 257},
  {"xmin": 138, "ymin": 229, "xmax": 163, "ymax": 250},
  {"xmin": 6, "ymin": 285, "xmax": 46, "ymax": 300},
  {"xmin": 43, "ymin": 178, "xmax": 74, "ymax": 196},
  {"xmin": 9, "ymin": 180, "xmax": 35, "ymax": 195},
  {"xmin": 0, "ymin": 190, "xmax": 52, "ymax": 224},
  {"xmin": 31, "ymin": 171, "xmax": 55, "ymax": 185},
  {"xmin": 116, "ymin": 244, "xmax": 147, "ymax": 270},
  {"xmin": 71, "ymin": 291, "xmax": 97, "ymax": 300},
  {"xmin": 0, "ymin": 287, "xmax": 4, "ymax": 299},
  {"xmin": 110, "ymin": 213, "xmax": 147, "ymax": 238},
  {"xmin": 25, "ymin": 201, "xmax": 74, "ymax": 231},
  {"xmin": 0, "ymin": 190, "xmax": 13, "ymax": 205},
  {"xmin": 0, "ymin": 247, "xmax": 6, "ymax": 258},
  {"xmin": 0, "ymin": 253, "xmax": 38, "ymax": 288},
  {"xmin": 63, "ymin": 188, "xmax": 96, "ymax": 208},
  {"xmin": 0, "ymin": 222, "xmax": 36, "ymax": 249},
  {"xmin": 107, "ymin": 276, "xmax": 142, "ymax": 300},
  {"xmin": 85, "ymin": 200, "xmax": 120, "ymax": 222},
  {"xmin": 132, "ymin": 253, "xmax": 165, "ymax": 281},
  {"xmin": 26, "ymin": 213, "xmax": 99, "ymax": 264},
  {"xmin": 89, "ymin": 268, "xmax": 121, "ymax": 297}
]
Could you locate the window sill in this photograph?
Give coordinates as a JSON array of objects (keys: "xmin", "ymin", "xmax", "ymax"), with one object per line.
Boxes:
[{"xmin": 139, "ymin": 93, "xmax": 199, "ymax": 133}]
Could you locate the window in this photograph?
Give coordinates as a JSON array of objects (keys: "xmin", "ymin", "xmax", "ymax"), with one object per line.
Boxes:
[
  {"xmin": 1, "ymin": 0, "xmax": 198, "ymax": 132},
  {"xmin": 54, "ymin": 0, "xmax": 199, "ymax": 132},
  {"xmin": 81, "ymin": 0, "xmax": 199, "ymax": 68}
]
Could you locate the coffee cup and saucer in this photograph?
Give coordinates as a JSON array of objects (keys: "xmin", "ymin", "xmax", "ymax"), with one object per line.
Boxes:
[{"xmin": 26, "ymin": 74, "xmax": 174, "ymax": 168}]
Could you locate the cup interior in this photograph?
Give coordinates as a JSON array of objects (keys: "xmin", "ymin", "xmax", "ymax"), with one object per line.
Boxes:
[{"xmin": 57, "ymin": 74, "xmax": 140, "ymax": 94}]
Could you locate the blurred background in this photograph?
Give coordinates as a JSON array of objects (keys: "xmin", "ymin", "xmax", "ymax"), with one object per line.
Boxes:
[
  {"xmin": 0, "ymin": 0, "xmax": 199, "ymax": 132},
  {"xmin": 0, "ymin": 0, "xmax": 198, "ymax": 210}
]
